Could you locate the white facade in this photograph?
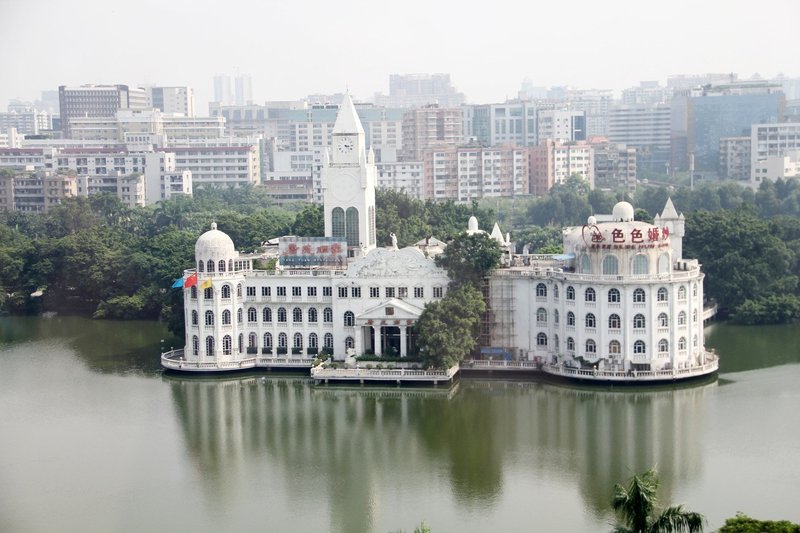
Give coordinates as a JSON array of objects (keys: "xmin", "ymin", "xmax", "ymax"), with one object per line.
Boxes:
[
  {"xmin": 537, "ymin": 109, "xmax": 585, "ymax": 142},
  {"xmin": 171, "ymin": 144, "xmax": 260, "ymax": 188},
  {"xmin": 553, "ymin": 141, "xmax": 594, "ymax": 187},
  {"xmin": 752, "ymin": 151, "xmax": 800, "ymax": 185},
  {"xmin": 146, "ymin": 86, "xmax": 195, "ymax": 116},
  {"xmin": 490, "ymin": 200, "xmax": 707, "ymax": 374},
  {"xmin": 750, "ymin": 122, "xmax": 800, "ymax": 181},
  {"xmin": 376, "ymin": 160, "xmax": 424, "ymax": 199}
]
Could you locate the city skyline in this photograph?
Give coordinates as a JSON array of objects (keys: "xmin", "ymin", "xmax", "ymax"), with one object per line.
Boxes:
[{"xmin": 1, "ymin": 0, "xmax": 798, "ymax": 110}]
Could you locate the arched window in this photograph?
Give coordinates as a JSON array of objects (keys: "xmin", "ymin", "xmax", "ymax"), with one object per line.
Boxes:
[
  {"xmin": 657, "ymin": 287, "xmax": 668, "ymax": 301},
  {"xmin": 554, "ymin": 334, "xmax": 560, "ymax": 350},
  {"xmin": 657, "ymin": 312, "xmax": 668, "ymax": 327},
  {"xmin": 658, "ymin": 339, "xmax": 669, "ymax": 353},
  {"xmin": 277, "ymin": 307, "xmax": 287, "ymax": 322},
  {"xmin": 308, "ymin": 308, "xmax": 318, "ymax": 323},
  {"xmin": 192, "ymin": 335, "xmax": 199, "ymax": 356},
  {"xmin": 632, "ymin": 254, "xmax": 648, "ymax": 275},
  {"xmin": 537, "ymin": 332, "xmax": 548, "ymax": 346},
  {"xmin": 554, "ymin": 310, "xmax": 560, "ymax": 325},
  {"xmin": 585, "ymin": 288, "xmax": 596, "ymax": 302},
  {"xmin": 585, "ymin": 339, "xmax": 596, "ymax": 353},
  {"xmin": 609, "ymin": 340, "xmax": 621, "ymax": 354},
  {"xmin": 344, "ymin": 311, "xmax": 355, "ymax": 327},
  {"xmin": 221, "ymin": 285, "xmax": 231, "ymax": 299},
  {"xmin": 678, "ymin": 337, "xmax": 687, "ymax": 350},
  {"xmin": 198, "ymin": 261, "xmax": 204, "ymax": 272},
  {"xmin": 205, "ymin": 336, "xmax": 214, "ymax": 356},
  {"xmin": 585, "ymin": 313, "xmax": 596, "ymax": 328},
  {"xmin": 634, "ymin": 340, "xmax": 646, "ymax": 354},
  {"xmin": 293, "ymin": 307, "xmax": 303, "ymax": 323},
  {"xmin": 237, "ymin": 308, "xmax": 243, "ymax": 323},
  {"xmin": 248, "ymin": 307, "xmax": 257, "ymax": 323},
  {"xmin": 331, "ymin": 207, "xmax": 345, "ymax": 239},
  {"xmin": 678, "ymin": 311, "xmax": 686, "ymax": 325},
  {"xmin": 536, "ymin": 283, "xmax": 547, "ymax": 297},
  {"xmin": 207, "ymin": 259, "xmax": 215, "ymax": 273},
  {"xmin": 278, "ymin": 332, "xmax": 287, "ymax": 348},
  {"xmin": 309, "ymin": 333, "xmax": 318, "ymax": 349},
  {"xmin": 567, "ymin": 337, "xmax": 575, "ymax": 351},
  {"xmin": 633, "ymin": 314, "xmax": 646, "ymax": 329},
  {"xmin": 204, "ymin": 287, "xmax": 213, "ymax": 300},
  {"xmin": 567, "ymin": 311, "xmax": 575, "ymax": 326},
  {"xmin": 345, "ymin": 336, "xmax": 355, "ymax": 349},
  {"xmin": 248, "ymin": 332, "xmax": 257, "ymax": 348},
  {"xmin": 293, "ymin": 333, "xmax": 303, "ymax": 349},
  {"xmin": 191, "ymin": 286, "xmax": 197, "ymax": 299},
  {"xmin": 219, "ymin": 260, "xmax": 226, "ymax": 273},
  {"xmin": 222, "ymin": 309, "xmax": 231, "ymax": 325},
  {"xmin": 222, "ymin": 335, "xmax": 232, "ymax": 355},
  {"xmin": 191, "ymin": 310, "xmax": 198, "ymax": 325},
  {"xmin": 324, "ymin": 333, "xmax": 333, "ymax": 349},
  {"xmin": 345, "ymin": 207, "xmax": 360, "ymax": 247},
  {"xmin": 553, "ymin": 285, "xmax": 559, "ymax": 299},
  {"xmin": 608, "ymin": 314, "xmax": 621, "ymax": 329},
  {"xmin": 678, "ymin": 286, "xmax": 687, "ymax": 300},
  {"xmin": 236, "ymin": 283, "xmax": 242, "ymax": 298},
  {"xmin": 658, "ymin": 253, "xmax": 670, "ymax": 274},
  {"xmin": 566, "ymin": 286, "xmax": 575, "ymax": 300},
  {"xmin": 228, "ymin": 260, "xmax": 233, "ymax": 272},
  {"xmin": 205, "ymin": 310, "xmax": 214, "ymax": 326},
  {"xmin": 263, "ymin": 333, "xmax": 272, "ymax": 349},
  {"xmin": 633, "ymin": 288, "xmax": 645, "ymax": 303},
  {"xmin": 263, "ymin": 307, "xmax": 272, "ymax": 322},
  {"xmin": 602, "ymin": 255, "xmax": 619, "ymax": 275},
  {"xmin": 580, "ymin": 254, "xmax": 591, "ymax": 273},
  {"xmin": 324, "ymin": 308, "xmax": 333, "ymax": 323},
  {"xmin": 608, "ymin": 288, "xmax": 620, "ymax": 303},
  {"xmin": 536, "ymin": 308, "xmax": 547, "ymax": 323}
]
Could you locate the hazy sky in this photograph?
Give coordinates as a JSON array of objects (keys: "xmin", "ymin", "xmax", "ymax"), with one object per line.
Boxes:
[{"xmin": 1, "ymin": 0, "xmax": 797, "ymax": 110}]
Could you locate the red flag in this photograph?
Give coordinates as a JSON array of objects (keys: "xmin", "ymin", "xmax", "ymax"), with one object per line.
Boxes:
[{"xmin": 184, "ymin": 272, "xmax": 198, "ymax": 288}]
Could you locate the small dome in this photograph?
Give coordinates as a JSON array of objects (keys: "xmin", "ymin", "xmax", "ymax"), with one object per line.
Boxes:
[
  {"xmin": 195, "ymin": 223, "xmax": 235, "ymax": 260},
  {"xmin": 612, "ymin": 202, "xmax": 635, "ymax": 222},
  {"xmin": 587, "ymin": 215, "xmax": 597, "ymax": 225},
  {"xmin": 467, "ymin": 216, "xmax": 479, "ymax": 232}
]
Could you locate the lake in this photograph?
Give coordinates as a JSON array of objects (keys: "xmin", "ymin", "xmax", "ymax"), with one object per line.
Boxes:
[{"xmin": 0, "ymin": 316, "xmax": 798, "ymax": 532}]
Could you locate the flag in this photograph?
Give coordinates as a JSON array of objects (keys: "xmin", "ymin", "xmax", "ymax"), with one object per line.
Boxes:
[
  {"xmin": 184, "ymin": 273, "xmax": 198, "ymax": 288},
  {"xmin": 171, "ymin": 276, "xmax": 185, "ymax": 289},
  {"xmin": 200, "ymin": 278, "xmax": 212, "ymax": 290}
]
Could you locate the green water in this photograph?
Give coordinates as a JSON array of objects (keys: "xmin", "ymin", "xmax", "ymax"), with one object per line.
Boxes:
[{"xmin": 0, "ymin": 316, "xmax": 798, "ymax": 532}]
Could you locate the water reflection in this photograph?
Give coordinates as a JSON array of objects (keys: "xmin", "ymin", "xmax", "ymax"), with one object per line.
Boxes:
[
  {"xmin": 705, "ymin": 322, "xmax": 800, "ymax": 373},
  {"xmin": 167, "ymin": 375, "xmax": 715, "ymax": 530}
]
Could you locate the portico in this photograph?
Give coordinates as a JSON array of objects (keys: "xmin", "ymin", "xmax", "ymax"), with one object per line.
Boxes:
[{"xmin": 356, "ymin": 298, "xmax": 424, "ymax": 357}]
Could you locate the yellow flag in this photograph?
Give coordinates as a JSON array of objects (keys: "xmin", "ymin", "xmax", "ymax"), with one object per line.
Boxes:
[{"xmin": 200, "ymin": 278, "xmax": 212, "ymax": 290}]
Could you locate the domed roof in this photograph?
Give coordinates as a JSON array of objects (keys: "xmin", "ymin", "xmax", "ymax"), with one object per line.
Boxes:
[
  {"xmin": 467, "ymin": 216, "xmax": 479, "ymax": 233},
  {"xmin": 195, "ymin": 222, "xmax": 235, "ymax": 259},
  {"xmin": 612, "ymin": 201, "xmax": 635, "ymax": 222}
]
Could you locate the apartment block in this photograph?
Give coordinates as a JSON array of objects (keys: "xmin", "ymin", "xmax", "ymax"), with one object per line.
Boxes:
[
  {"xmin": 423, "ymin": 145, "xmax": 528, "ymax": 201},
  {"xmin": 750, "ymin": 122, "xmax": 800, "ymax": 181},
  {"xmin": 59, "ymin": 84, "xmax": 148, "ymax": 138},
  {"xmin": 401, "ymin": 106, "xmax": 464, "ymax": 161},
  {"xmin": 719, "ymin": 136, "xmax": 751, "ymax": 181},
  {"xmin": 0, "ymin": 170, "xmax": 77, "ymax": 212},
  {"xmin": 608, "ymin": 104, "xmax": 671, "ymax": 171},
  {"xmin": 589, "ymin": 138, "xmax": 637, "ymax": 192},
  {"xmin": 146, "ymin": 86, "xmax": 196, "ymax": 116},
  {"xmin": 530, "ymin": 139, "xmax": 594, "ymax": 195},
  {"xmin": 536, "ymin": 109, "xmax": 586, "ymax": 143}
]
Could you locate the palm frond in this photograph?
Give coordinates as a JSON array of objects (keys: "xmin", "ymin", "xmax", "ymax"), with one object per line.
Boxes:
[{"xmin": 648, "ymin": 505, "xmax": 705, "ymax": 533}]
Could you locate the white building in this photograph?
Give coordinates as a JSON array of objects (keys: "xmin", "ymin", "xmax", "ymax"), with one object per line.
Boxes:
[
  {"xmin": 750, "ymin": 122, "xmax": 800, "ymax": 181},
  {"xmin": 752, "ymin": 151, "xmax": 800, "ymax": 185},
  {"xmin": 146, "ymin": 86, "xmax": 195, "ymax": 116},
  {"xmin": 536, "ymin": 109, "xmax": 586, "ymax": 143}
]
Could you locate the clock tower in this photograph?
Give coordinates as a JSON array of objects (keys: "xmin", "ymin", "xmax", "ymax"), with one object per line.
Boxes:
[{"xmin": 322, "ymin": 93, "xmax": 377, "ymax": 257}]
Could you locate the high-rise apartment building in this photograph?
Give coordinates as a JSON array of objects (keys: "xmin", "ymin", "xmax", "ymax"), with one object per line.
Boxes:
[
  {"xmin": 0, "ymin": 170, "xmax": 78, "ymax": 212},
  {"xmin": 719, "ymin": 136, "xmax": 751, "ymax": 181},
  {"xmin": 234, "ymin": 75, "xmax": 253, "ymax": 106},
  {"xmin": 621, "ymin": 82, "xmax": 673, "ymax": 106},
  {"xmin": 213, "ymin": 75, "xmax": 233, "ymax": 105},
  {"xmin": 464, "ymin": 101, "xmax": 538, "ymax": 147},
  {"xmin": 401, "ymin": 105, "xmax": 464, "ymax": 161},
  {"xmin": 374, "ymin": 74, "xmax": 465, "ymax": 108},
  {"xmin": 750, "ymin": 122, "xmax": 800, "ymax": 182},
  {"xmin": 146, "ymin": 86, "xmax": 195, "ymax": 116},
  {"xmin": 608, "ymin": 104, "xmax": 671, "ymax": 172},
  {"xmin": 530, "ymin": 139, "xmax": 594, "ymax": 195},
  {"xmin": 589, "ymin": 138, "xmax": 637, "ymax": 192},
  {"xmin": 536, "ymin": 109, "xmax": 586, "ymax": 143},
  {"xmin": 58, "ymin": 84, "xmax": 147, "ymax": 138}
]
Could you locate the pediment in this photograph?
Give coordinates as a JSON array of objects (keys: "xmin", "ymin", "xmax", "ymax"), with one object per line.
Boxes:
[
  {"xmin": 356, "ymin": 298, "xmax": 426, "ymax": 322},
  {"xmin": 345, "ymin": 247, "xmax": 444, "ymax": 279}
]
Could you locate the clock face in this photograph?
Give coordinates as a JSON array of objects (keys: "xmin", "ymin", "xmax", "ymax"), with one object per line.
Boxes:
[
  {"xmin": 330, "ymin": 169, "xmax": 359, "ymax": 202},
  {"xmin": 337, "ymin": 137, "xmax": 354, "ymax": 154}
]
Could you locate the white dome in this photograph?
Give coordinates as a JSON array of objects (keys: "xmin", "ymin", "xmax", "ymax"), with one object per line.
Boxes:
[
  {"xmin": 612, "ymin": 202, "xmax": 635, "ymax": 222},
  {"xmin": 467, "ymin": 216, "xmax": 479, "ymax": 233},
  {"xmin": 195, "ymin": 222, "xmax": 235, "ymax": 261},
  {"xmin": 587, "ymin": 215, "xmax": 597, "ymax": 225}
]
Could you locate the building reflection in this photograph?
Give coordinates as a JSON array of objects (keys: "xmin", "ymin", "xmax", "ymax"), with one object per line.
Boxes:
[{"xmin": 167, "ymin": 375, "xmax": 714, "ymax": 530}]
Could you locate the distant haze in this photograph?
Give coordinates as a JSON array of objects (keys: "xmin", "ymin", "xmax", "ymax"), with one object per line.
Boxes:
[{"xmin": 1, "ymin": 0, "xmax": 797, "ymax": 109}]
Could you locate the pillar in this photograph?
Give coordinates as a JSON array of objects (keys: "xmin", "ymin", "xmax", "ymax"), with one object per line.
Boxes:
[
  {"xmin": 374, "ymin": 326, "xmax": 382, "ymax": 356},
  {"xmin": 399, "ymin": 326, "xmax": 407, "ymax": 357}
]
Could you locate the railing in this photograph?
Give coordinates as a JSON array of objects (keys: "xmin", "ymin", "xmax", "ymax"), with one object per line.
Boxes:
[
  {"xmin": 310, "ymin": 365, "xmax": 457, "ymax": 381},
  {"xmin": 541, "ymin": 354, "xmax": 718, "ymax": 381},
  {"xmin": 462, "ymin": 359, "xmax": 540, "ymax": 370},
  {"xmin": 493, "ymin": 268, "xmax": 700, "ymax": 283},
  {"xmin": 703, "ymin": 304, "xmax": 718, "ymax": 321}
]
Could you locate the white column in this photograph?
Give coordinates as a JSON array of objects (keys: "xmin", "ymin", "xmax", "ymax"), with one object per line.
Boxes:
[
  {"xmin": 355, "ymin": 326, "xmax": 363, "ymax": 356},
  {"xmin": 399, "ymin": 326, "xmax": 407, "ymax": 357},
  {"xmin": 374, "ymin": 326, "xmax": 382, "ymax": 356}
]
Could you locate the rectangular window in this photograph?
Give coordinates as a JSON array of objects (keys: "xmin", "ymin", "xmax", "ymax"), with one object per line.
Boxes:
[
  {"xmin": 292, "ymin": 286, "xmax": 301, "ymax": 296},
  {"xmin": 370, "ymin": 286, "xmax": 379, "ymax": 298},
  {"xmin": 385, "ymin": 287, "xmax": 396, "ymax": 298},
  {"xmin": 398, "ymin": 287, "xmax": 408, "ymax": 298},
  {"xmin": 277, "ymin": 286, "xmax": 286, "ymax": 296},
  {"xmin": 433, "ymin": 287, "xmax": 443, "ymax": 298},
  {"xmin": 262, "ymin": 287, "xmax": 271, "ymax": 297},
  {"xmin": 307, "ymin": 287, "xmax": 317, "ymax": 296},
  {"xmin": 323, "ymin": 287, "xmax": 332, "ymax": 297},
  {"xmin": 246, "ymin": 286, "xmax": 256, "ymax": 296},
  {"xmin": 414, "ymin": 287, "xmax": 424, "ymax": 298},
  {"xmin": 338, "ymin": 287, "xmax": 348, "ymax": 298},
  {"xmin": 351, "ymin": 287, "xmax": 361, "ymax": 298}
]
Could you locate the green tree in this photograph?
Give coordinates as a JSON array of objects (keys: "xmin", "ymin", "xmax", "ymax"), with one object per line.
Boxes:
[
  {"xmin": 611, "ymin": 468, "xmax": 704, "ymax": 533},
  {"xmin": 435, "ymin": 232, "xmax": 502, "ymax": 288},
  {"xmin": 291, "ymin": 204, "xmax": 324, "ymax": 236},
  {"xmin": 718, "ymin": 513, "xmax": 800, "ymax": 533},
  {"xmin": 416, "ymin": 284, "xmax": 486, "ymax": 368}
]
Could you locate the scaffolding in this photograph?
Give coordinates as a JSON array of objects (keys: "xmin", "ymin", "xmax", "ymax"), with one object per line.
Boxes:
[{"xmin": 481, "ymin": 276, "xmax": 517, "ymax": 358}]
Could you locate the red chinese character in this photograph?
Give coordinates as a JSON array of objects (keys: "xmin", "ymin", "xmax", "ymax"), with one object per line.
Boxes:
[
  {"xmin": 612, "ymin": 228, "xmax": 625, "ymax": 243},
  {"xmin": 662, "ymin": 227, "xmax": 670, "ymax": 239},
  {"xmin": 317, "ymin": 245, "xmax": 329, "ymax": 254},
  {"xmin": 330, "ymin": 243, "xmax": 342, "ymax": 255},
  {"xmin": 302, "ymin": 244, "xmax": 312, "ymax": 254},
  {"xmin": 630, "ymin": 229, "xmax": 643, "ymax": 243},
  {"xmin": 648, "ymin": 227, "xmax": 659, "ymax": 242},
  {"xmin": 287, "ymin": 243, "xmax": 298, "ymax": 255}
]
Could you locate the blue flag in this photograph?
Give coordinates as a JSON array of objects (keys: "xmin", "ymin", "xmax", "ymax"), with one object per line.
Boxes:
[{"xmin": 171, "ymin": 276, "xmax": 185, "ymax": 289}]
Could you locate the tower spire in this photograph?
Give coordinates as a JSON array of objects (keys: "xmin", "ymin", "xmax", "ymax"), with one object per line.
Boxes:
[{"xmin": 332, "ymin": 93, "xmax": 364, "ymax": 135}]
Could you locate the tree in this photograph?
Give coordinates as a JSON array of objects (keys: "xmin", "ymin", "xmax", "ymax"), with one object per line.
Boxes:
[
  {"xmin": 291, "ymin": 204, "xmax": 324, "ymax": 236},
  {"xmin": 611, "ymin": 468, "xmax": 704, "ymax": 533},
  {"xmin": 435, "ymin": 232, "xmax": 502, "ymax": 288},
  {"xmin": 416, "ymin": 284, "xmax": 486, "ymax": 368},
  {"xmin": 718, "ymin": 513, "xmax": 800, "ymax": 533}
]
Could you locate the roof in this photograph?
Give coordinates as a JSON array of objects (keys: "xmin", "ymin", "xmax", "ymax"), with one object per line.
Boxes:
[
  {"xmin": 332, "ymin": 93, "xmax": 365, "ymax": 135},
  {"xmin": 661, "ymin": 197, "xmax": 680, "ymax": 219}
]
